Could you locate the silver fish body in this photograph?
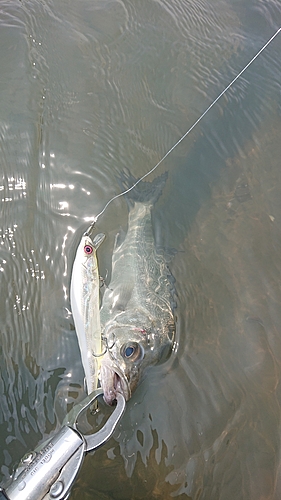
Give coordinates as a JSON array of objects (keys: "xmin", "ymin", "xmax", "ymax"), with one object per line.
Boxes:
[
  {"xmin": 70, "ymin": 227, "xmax": 105, "ymax": 394},
  {"xmin": 100, "ymin": 173, "xmax": 176, "ymax": 404}
]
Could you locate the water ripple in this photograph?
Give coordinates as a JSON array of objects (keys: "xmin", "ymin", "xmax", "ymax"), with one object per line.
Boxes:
[{"xmin": 1, "ymin": 0, "xmax": 281, "ymax": 497}]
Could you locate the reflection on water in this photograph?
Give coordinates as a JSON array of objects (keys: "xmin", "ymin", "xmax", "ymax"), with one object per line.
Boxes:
[{"xmin": 0, "ymin": 0, "xmax": 281, "ymax": 498}]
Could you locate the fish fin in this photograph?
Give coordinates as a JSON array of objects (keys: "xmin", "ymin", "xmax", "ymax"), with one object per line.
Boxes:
[
  {"xmin": 113, "ymin": 229, "xmax": 126, "ymax": 251},
  {"xmin": 117, "ymin": 169, "xmax": 168, "ymax": 208},
  {"xmin": 156, "ymin": 245, "xmax": 178, "ymax": 263},
  {"xmin": 92, "ymin": 233, "xmax": 105, "ymax": 249},
  {"xmin": 83, "ymin": 377, "xmax": 88, "ymax": 394}
]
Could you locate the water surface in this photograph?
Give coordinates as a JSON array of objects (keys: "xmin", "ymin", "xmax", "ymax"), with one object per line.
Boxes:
[{"xmin": 1, "ymin": 0, "xmax": 281, "ymax": 499}]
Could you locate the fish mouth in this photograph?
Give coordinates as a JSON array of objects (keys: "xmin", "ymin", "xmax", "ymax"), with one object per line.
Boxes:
[{"xmin": 100, "ymin": 362, "xmax": 130, "ymax": 405}]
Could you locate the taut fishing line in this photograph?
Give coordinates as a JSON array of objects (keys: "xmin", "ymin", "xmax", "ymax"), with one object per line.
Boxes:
[{"xmin": 93, "ymin": 27, "xmax": 281, "ymax": 224}]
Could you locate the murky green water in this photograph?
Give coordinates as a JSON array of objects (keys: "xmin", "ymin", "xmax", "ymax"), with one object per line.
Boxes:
[{"xmin": 1, "ymin": 0, "xmax": 281, "ymax": 498}]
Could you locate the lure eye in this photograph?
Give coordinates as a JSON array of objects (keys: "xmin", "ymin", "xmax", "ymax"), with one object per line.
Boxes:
[
  {"xmin": 121, "ymin": 342, "xmax": 144, "ymax": 362},
  {"xmin": 84, "ymin": 244, "xmax": 93, "ymax": 255}
]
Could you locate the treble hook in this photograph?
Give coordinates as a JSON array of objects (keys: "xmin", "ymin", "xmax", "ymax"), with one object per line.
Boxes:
[{"xmin": 92, "ymin": 333, "xmax": 116, "ymax": 358}]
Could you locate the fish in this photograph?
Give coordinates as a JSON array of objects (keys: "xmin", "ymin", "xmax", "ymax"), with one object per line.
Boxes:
[
  {"xmin": 100, "ymin": 171, "xmax": 176, "ymax": 405},
  {"xmin": 70, "ymin": 225, "xmax": 105, "ymax": 394}
]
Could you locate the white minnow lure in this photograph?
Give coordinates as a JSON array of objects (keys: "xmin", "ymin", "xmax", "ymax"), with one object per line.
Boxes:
[{"xmin": 70, "ymin": 225, "xmax": 105, "ymax": 394}]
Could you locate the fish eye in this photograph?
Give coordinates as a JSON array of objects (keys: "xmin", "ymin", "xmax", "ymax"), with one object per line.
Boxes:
[
  {"xmin": 84, "ymin": 244, "xmax": 93, "ymax": 255},
  {"xmin": 125, "ymin": 346, "xmax": 134, "ymax": 357},
  {"xmin": 121, "ymin": 342, "xmax": 143, "ymax": 362}
]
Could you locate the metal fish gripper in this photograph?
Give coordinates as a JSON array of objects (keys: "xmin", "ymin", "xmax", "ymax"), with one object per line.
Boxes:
[{"xmin": 0, "ymin": 389, "xmax": 126, "ymax": 500}]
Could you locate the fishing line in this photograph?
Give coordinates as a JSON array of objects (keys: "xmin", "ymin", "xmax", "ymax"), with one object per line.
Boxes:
[{"xmin": 93, "ymin": 26, "xmax": 281, "ymax": 223}]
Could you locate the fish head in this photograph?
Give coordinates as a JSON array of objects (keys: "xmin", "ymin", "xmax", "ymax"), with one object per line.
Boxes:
[{"xmin": 100, "ymin": 318, "xmax": 175, "ymax": 405}]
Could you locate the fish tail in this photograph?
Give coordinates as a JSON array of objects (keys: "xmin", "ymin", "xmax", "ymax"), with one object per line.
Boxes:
[{"xmin": 117, "ymin": 169, "xmax": 168, "ymax": 207}]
